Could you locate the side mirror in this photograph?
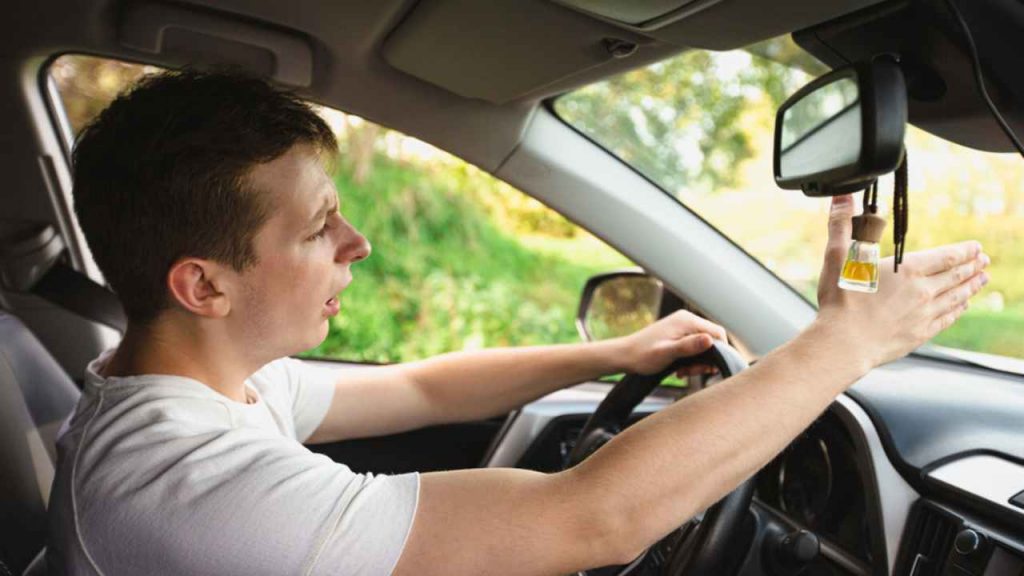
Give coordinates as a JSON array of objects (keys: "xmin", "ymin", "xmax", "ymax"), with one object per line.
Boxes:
[
  {"xmin": 774, "ymin": 58, "xmax": 907, "ymax": 196},
  {"xmin": 576, "ymin": 270, "xmax": 662, "ymax": 342}
]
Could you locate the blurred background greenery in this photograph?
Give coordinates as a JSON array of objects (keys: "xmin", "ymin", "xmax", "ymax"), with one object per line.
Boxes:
[{"xmin": 50, "ymin": 37, "xmax": 1023, "ymax": 363}]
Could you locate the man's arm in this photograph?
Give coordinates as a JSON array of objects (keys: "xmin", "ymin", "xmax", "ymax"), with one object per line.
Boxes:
[
  {"xmin": 305, "ymin": 318, "xmax": 726, "ymax": 444},
  {"xmin": 393, "ymin": 319, "xmax": 868, "ymax": 575},
  {"xmin": 390, "ymin": 195, "xmax": 990, "ymax": 575}
]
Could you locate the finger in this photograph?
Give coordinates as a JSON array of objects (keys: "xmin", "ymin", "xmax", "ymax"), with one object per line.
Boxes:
[
  {"xmin": 666, "ymin": 310, "xmax": 727, "ymax": 342},
  {"xmin": 925, "ymin": 254, "xmax": 989, "ymax": 296},
  {"xmin": 903, "ymin": 241, "xmax": 982, "ymax": 276},
  {"xmin": 929, "ymin": 301, "xmax": 969, "ymax": 336},
  {"xmin": 931, "ymin": 271, "xmax": 987, "ymax": 318},
  {"xmin": 687, "ymin": 315, "xmax": 728, "ymax": 342},
  {"xmin": 676, "ymin": 333, "xmax": 714, "ymax": 358},
  {"xmin": 820, "ymin": 194, "xmax": 856, "ymax": 287}
]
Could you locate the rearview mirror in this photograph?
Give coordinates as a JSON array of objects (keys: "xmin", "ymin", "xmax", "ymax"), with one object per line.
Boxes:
[{"xmin": 774, "ymin": 58, "xmax": 907, "ymax": 196}]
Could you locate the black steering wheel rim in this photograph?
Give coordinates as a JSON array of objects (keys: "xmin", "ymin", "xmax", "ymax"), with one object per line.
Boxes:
[{"xmin": 566, "ymin": 340, "xmax": 756, "ymax": 576}]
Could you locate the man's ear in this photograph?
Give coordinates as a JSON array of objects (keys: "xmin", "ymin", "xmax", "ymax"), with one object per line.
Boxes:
[{"xmin": 166, "ymin": 258, "xmax": 232, "ymax": 318}]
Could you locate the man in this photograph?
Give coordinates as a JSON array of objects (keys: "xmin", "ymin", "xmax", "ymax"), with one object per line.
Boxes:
[{"xmin": 48, "ymin": 70, "xmax": 989, "ymax": 575}]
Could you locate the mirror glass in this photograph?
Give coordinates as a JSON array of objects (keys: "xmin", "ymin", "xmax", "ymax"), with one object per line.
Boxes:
[
  {"xmin": 583, "ymin": 275, "xmax": 661, "ymax": 341},
  {"xmin": 779, "ymin": 76, "xmax": 861, "ymax": 180}
]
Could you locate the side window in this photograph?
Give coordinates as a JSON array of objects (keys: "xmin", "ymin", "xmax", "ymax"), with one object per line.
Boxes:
[{"xmin": 51, "ymin": 55, "xmax": 636, "ymax": 364}]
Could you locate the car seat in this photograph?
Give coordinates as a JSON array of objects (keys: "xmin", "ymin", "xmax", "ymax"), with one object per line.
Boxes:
[{"xmin": 0, "ymin": 311, "xmax": 82, "ymax": 575}]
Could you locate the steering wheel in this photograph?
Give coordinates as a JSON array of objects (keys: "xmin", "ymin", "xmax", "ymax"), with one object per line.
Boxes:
[{"xmin": 565, "ymin": 340, "xmax": 756, "ymax": 576}]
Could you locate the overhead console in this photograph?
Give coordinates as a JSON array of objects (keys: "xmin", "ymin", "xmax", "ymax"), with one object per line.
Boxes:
[
  {"xmin": 381, "ymin": 0, "xmax": 889, "ymax": 103},
  {"xmin": 792, "ymin": 0, "xmax": 1024, "ymax": 152}
]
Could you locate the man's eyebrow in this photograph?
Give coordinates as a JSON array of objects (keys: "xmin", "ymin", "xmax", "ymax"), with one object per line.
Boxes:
[{"xmin": 307, "ymin": 197, "xmax": 339, "ymax": 227}]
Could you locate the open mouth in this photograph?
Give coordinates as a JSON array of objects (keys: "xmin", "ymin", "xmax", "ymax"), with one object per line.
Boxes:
[{"xmin": 324, "ymin": 296, "xmax": 340, "ymax": 315}]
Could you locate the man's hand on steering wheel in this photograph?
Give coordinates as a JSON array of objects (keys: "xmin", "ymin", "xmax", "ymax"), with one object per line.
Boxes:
[{"xmin": 618, "ymin": 310, "xmax": 728, "ymax": 378}]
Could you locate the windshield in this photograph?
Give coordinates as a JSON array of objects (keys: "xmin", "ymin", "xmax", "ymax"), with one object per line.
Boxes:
[{"xmin": 555, "ymin": 36, "xmax": 1024, "ymax": 362}]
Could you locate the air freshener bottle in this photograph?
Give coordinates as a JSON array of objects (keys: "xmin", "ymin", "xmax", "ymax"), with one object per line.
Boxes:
[{"xmin": 839, "ymin": 212, "xmax": 886, "ymax": 293}]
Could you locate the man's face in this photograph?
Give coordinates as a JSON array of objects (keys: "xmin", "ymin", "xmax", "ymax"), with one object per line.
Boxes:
[{"xmin": 227, "ymin": 144, "xmax": 370, "ymax": 359}]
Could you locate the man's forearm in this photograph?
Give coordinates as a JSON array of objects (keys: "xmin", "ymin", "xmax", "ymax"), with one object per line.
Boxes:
[
  {"xmin": 399, "ymin": 339, "xmax": 631, "ymax": 425},
  {"xmin": 564, "ymin": 319, "xmax": 870, "ymax": 558},
  {"xmin": 306, "ymin": 338, "xmax": 640, "ymax": 444}
]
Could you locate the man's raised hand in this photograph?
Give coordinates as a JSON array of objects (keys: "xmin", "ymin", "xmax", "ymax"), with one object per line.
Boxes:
[{"xmin": 816, "ymin": 194, "xmax": 989, "ymax": 369}]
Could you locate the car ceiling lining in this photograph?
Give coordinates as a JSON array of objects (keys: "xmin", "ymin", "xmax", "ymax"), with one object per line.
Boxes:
[{"xmin": 10, "ymin": 0, "xmax": 897, "ymax": 171}]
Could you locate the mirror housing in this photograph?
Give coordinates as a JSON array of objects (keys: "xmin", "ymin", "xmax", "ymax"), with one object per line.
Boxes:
[
  {"xmin": 774, "ymin": 58, "xmax": 907, "ymax": 196},
  {"xmin": 576, "ymin": 270, "xmax": 662, "ymax": 342}
]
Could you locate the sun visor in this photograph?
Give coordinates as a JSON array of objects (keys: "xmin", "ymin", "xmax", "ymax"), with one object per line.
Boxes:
[
  {"xmin": 119, "ymin": 1, "xmax": 314, "ymax": 87},
  {"xmin": 548, "ymin": 0, "xmax": 712, "ymax": 26},
  {"xmin": 382, "ymin": 0, "xmax": 654, "ymax": 104},
  {"xmin": 383, "ymin": 0, "xmax": 890, "ymax": 104}
]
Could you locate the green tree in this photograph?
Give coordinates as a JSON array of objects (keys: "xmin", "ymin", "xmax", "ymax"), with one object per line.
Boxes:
[{"xmin": 555, "ymin": 38, "xmax": 819, "ymax": 194}]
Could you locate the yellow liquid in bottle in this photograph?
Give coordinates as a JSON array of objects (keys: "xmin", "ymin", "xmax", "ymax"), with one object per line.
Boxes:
[
  {"xmin": 839, "ymin": 240, "xmax": 880, "ymax": 292},
  {"xmin": 841, "ymin": 261, "xmax": 876, "ymax": 283}
]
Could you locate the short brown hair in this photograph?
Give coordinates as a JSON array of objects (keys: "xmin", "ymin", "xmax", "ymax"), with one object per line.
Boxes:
[{"xmin": 72, "ymin": 69, "xmax": 337, "ymax": 325}]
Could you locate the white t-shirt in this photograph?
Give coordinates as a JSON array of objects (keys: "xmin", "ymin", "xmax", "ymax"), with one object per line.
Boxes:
[{"xmin": 46, "ymin": 350, "xmax": 420, "ymax": 575}]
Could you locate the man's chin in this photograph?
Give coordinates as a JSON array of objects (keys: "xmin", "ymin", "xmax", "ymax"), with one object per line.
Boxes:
[
  {"xmin": 311, "ymin": 316, "xmax": 331, "ymax": 348},
  {"xmin": 283, "ymin": 319, "xmax": 332, "ymax": 358}
]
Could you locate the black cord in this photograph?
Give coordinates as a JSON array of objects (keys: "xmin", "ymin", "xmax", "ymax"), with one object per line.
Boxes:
[
  {"xmin": 893, "ymin": 153, "xmax": 908, "ymax": 272},
  {"xmin": 943, "ymin": 0, "xmax": 1024, "ymax": 158}
]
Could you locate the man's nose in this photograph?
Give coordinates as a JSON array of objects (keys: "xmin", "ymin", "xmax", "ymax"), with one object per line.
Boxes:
[{"xmin": 337, "ymin": 221, "xmax": 371, "ymax": 264}]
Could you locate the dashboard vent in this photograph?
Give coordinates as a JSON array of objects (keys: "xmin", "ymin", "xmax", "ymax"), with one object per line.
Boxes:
[{"xmin": 896, "ymin": 502, "xmax": 960, "ymax": 576}]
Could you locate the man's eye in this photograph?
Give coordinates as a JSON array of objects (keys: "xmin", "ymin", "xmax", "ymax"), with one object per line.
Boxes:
[
  {"xmin": 308, "ymin": 222, "xmax": 330, "ymax": 241},
  {"xmin": 308, "ymin": 207, "xmax": 340, "ymax": 241}
]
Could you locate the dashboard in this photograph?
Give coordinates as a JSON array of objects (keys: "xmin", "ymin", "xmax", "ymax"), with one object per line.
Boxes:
[
  {"xmin": 484, "ymin": 355, "xmax": 1024, "ymax": 576},
  {"xmin": 755, "ymin": 410, "xmax": 875, "ymax": 567}
]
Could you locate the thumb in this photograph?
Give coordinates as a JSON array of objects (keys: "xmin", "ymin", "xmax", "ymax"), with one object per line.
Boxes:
[
  {"xmin": 677, "ymin": 333, "xmax": 714, "ymax": 357},
  {"xmin": 821, "ymin": 194, "xmax": 856, "ymax": 288}
]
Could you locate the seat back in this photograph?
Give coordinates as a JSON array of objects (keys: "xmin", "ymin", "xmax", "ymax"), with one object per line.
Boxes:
[{"xmin": 0, "ymin": 312, "xmax": 80, "ymax": 574}]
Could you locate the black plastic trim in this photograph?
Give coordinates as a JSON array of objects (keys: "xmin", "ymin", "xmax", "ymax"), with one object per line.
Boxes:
[{"xmin": 772, "ymin": 58, "xmax": 908, "ymax": 196}]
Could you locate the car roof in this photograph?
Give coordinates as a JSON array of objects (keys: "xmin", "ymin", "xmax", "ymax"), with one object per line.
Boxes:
[{"xmin": 5, "ymin": 0, "xmax": 889, "ymax": 171}]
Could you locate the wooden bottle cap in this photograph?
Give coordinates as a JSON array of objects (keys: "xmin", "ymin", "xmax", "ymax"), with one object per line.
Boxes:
[{"xmin": 852, "ymin": 213, "xmax": 887, "ymax": 243}]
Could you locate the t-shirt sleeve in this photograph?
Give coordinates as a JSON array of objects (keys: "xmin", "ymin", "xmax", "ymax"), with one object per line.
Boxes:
[
  {"xmin": 80, "ymin": 428, "xmax": 420, "ymax": 576},
  {"xmin": 279, "ymin": 357, "xmax": 338, "ymax": 442}
]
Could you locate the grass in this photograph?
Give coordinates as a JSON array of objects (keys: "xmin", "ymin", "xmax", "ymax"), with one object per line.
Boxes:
[{"xmin": 932, "ymin": 305, "xmax": 1024, "ymax": 358}]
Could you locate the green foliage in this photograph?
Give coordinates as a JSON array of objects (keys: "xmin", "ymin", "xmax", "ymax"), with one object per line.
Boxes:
[
  {"xmin": 932, "ymin": 306, "xmax": 1024, "ymax": 358},
  {"xmin": 301, "ymin": 156, "xmax": 632, "ymax": 363},
  {"xmin": 555, "ymin": 39, "xmax": 811, "ymax": 194}
]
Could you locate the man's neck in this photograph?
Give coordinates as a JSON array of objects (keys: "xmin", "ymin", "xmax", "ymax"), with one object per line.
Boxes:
[{"xmin": 101, "ymin": 315, "xmax": 263, "ymax": 404}]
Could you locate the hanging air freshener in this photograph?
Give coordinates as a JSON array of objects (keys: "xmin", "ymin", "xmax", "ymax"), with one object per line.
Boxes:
[
  {"xmin": 839, "ymin": 154, "xmax": 909, "ymax": 293},
  {"xmin": 840, "ymin": 183, "xmax": 885, "ymax": 293}
]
